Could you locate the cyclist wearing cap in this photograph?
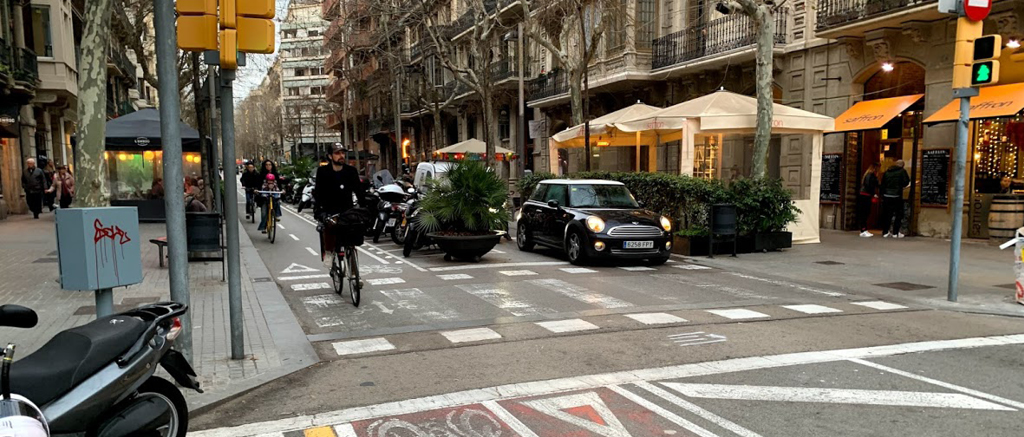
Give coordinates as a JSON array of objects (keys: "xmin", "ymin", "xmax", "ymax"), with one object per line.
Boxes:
[{"xmin": 314, "ymin": 144, "xmax": 365, "ymax": 220}]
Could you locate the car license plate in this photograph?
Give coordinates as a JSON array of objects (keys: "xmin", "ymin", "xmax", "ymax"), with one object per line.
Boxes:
[
  {"xmin": 624, "ymin": 241, "xmax": 654, "ymax": 249},
  {"xmin": 387, "ymin": 218, "xmax": 397, "ymax": 227}
]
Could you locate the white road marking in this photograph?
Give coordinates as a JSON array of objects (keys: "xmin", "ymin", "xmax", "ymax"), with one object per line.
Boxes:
[
  {"xmin": 456, "ymin": 284, "xmax": 556, "ymax": 317},
  {"xmin": 536, "ymin": 319, "xmax": 599, "ymax": 333},
  {"xmin": 305, "ymin": 247, "xmax": 319, "ymax": 256},
  {"xmin": 849, "ymin": 358, "xmax": 1024, "ymax": 410},
  {"xmin": 674, "ymin": 264, "xmax": 712, "ymax": 270},
  {"xmin": 728, "ymin": 272, "xmax": 845, "ymax": 297},
  {"xmin": 852, "ymin": 301, "xmax": 908, "ymax": 310},
  {"xmin": 626, "ymin": 313, "xmax": 688, "ymax": 325},
  {"xmin": 378, "ymin": 288, "xmax": 461, "ymax": 322},
  {"xmin": 430, "ymin": 261, "xmax": 568, "ymax": 272},
  {"xmin": 499, "ymin": 270, "xmax": 538, "ymax": 276},
  {"xmin": 607, "ymin": 385, "xmax": 724, "ymax": 437},
  {"xmin": 660, "ymin": 382, "xmax": 1015, "ymax": 411},
  {"xmin": 289, "ymin": 233, "xmax": 300, "ymax": 241},
  {"xmin": 301, "ymin": 294, "xmax": 346, "ymax": 328},
  {"xmin": 707, "ymin": 308, "xmax": 771, "ymax": 320},
  {"xmin": 332, "ymin": 424, "xmax": 358, "ymax": 437},
  {"xmin": 291, "ymin": 283, "xmax": 331, "ymax": 291},
  {"xmin": 282, "ymin": 263, "xmax": 319, "ymax": 274},
  {"xmin": 528, "ymin": 278, "xmax": 634, "ymax": 309},
  {"xmin": 355, "ymin": 247, "xmax": 390, "ymax": 265},
  {"xmin": 332, "ymin": 338, "xmax": 395, "ymax": 356},
  {"xmin": 191, "ymin": 334, "xmax": 1024, "ymax": 437},
  {"xmin": 366, "ymin": 277, "xmax": 405, "ymax": 286},
  {"xmin": 441, "ymin": 327, "xmax": 502, "ymax": 344},
  {"xmin": 619, "ymin": 266, "xmax": 656, "ymax": 272},
  {"xmin": 364, "ymin": 242, "xmax": 428, "ymax": 272},
  {"xmin": 371, "ymin": 301, "xmax": 395, "ymax": 314},
  {"xmin": 278, "ymin": 274, "xmax": 330, "ymax": 281},
  {"xmin": 277, "ymin": 223, "xmax": 285, "ymax": 229},
  {"xmin": 669, "ymin": 331, "xmax": 728, "ymax": 347},
  {"xmin": 782, "ymin": 304, "xmax": 843, "ymax": 314},
  {"xmin": 634, "ymin": 381, "xmax": 762, "ymax": 437},
  {"xmin": 519, "ymin": 391, "xmax": 633, "ymax": 436},
  {"xmin": 491, "ymin": 249, "xmax": 506, "ymax": 254},
  {"xmin": 438, "ymin": 274, "xmax": 473, "ymax": 280},
  {"xmin": 559, "ymin": 267, "xmax": 598, "ymax": 274},
  {"xmin": 480, "ymin": 401, "xmax": 540, "ymax": 437}
]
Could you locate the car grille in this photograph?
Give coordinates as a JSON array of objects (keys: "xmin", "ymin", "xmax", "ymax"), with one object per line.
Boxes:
[{"xmin": 607, "ymin": 225, "xmax": 663, "ymax": 238}]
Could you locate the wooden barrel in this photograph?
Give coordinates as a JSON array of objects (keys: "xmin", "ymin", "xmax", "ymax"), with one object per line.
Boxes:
[{"xmin": 988, "ymin": 195, "xmax": 1024, "ymax": 240}]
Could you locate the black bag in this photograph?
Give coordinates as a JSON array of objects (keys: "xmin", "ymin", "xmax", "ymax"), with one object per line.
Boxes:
[{"xmin": 330, "ymin": 207, "xmax": 374, "ymax": 247}]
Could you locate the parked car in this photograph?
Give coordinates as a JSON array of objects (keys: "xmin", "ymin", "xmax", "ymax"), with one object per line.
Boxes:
[{"xmin": 515, "ymin": 179, "xmax": 673, "ymax": 265}]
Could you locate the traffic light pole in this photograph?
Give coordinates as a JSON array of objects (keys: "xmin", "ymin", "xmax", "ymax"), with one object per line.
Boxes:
[
  {"xmin": 220, "ymin": 67, "xmax": 245, "ymax": 360},
  {"xmin": 948, "ymin": 86, "xmax": 978, "ymax": 303},
  {"xmin": 153, "ymin": 0, "xmax": 192, "ymax": 361}
]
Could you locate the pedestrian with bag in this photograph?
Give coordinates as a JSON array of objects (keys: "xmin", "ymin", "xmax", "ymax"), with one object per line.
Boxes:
[
  {"xmin": 50, "ymin": 165, "xmax": 75, "ymax": 209},
  {"xmin": 21, "ymin": 158, "xmax": 46, "ymax": 219},
  {"xmin": 857, "ymin": 162, "xmax": 880, "ymax": 237},
  {"xmin": 42, "ymin": 161, "xmax": 56, "ymax": 211},
  {"xmin": 879, "ymin": 160, "xmax": 911, "ymax": 238}
]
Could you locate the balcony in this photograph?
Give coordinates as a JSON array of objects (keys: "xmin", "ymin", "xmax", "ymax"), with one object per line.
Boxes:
[
  {"xmin": 488, "ymin": 59, "xmax": 520, "ymax": 84},
  {"xmin": 323, "ymin": 0, "xmax": 341, "ymax": 20},
  {"xmin": 326, "ymin": 78, "xmax": 346, "ymax": 103},
  {"xmin": 527, "ymin": 70, "xmax": 568, "ymax": 102},
  {"xmin": 326, "ymin": 48, "xmax": 346, "ymax": 71},
  {"xmin": 0, "ymin": 39, "xmax": 12, "ymax": 82},
  {"xmin": 326, "ymin": 111, "xmax": 342, "ymax": 130},
  {"xmin": 652, "ymin": 11, "xmax": 788, "ymax": 71},
  {"xmin": 815, "ymin": 0, "xmax": 943, "ymax": 38},
  {"xmin": 325, "ymin": 20, "xmax": 344, "ymax": 47},
  {"xmin": 14, "ymin": 47, "xmax": 39, "ymax": 86}
]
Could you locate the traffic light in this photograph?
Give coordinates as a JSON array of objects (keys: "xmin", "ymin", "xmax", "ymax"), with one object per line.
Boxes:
[
  {"xmin": 971, "ymin": 35, "xmax": 1001, "ymax": 87},
  {"xmin": 237, "ymin": 0, "xmax": 276, "ymax": 54},
  {"xmin": 952, "ymin": 17, "xmax": 983, "ymax": 89},
  {"xmin": 176, "ymin": 0, "xmax": 218, "ymax": 51},
  {"xmin": 220, "ymin": 30, "xmax": 238, "ymax": 69}
]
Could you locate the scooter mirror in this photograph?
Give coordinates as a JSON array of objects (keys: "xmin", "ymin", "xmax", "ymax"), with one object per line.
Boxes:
[
  {"xmin": 407, "ymin": 188, "xmax": 416, "ymax": 194},
  {"xmin": 0, "ymin": 305, "xmax": 37, "ymax": 329}
]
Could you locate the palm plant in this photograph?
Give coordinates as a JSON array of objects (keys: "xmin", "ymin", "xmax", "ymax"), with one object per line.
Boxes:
[
  {"xmin": 417, "ymin": 161, "xmax": 509, "ymax": 235},
  {"xmin": 279, "ymin": 156, "xmax": 318, "ymax": 181}
]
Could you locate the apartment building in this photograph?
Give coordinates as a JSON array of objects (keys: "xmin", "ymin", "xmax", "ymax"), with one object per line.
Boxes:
[{"xmin": 281, "ymin": 0, "xmax": 333, "ymax": 160}]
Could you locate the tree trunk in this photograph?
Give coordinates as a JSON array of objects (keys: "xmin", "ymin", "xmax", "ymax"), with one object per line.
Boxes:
[
  {"xmin": 481, "ymin": 91, "xmax": 497, "ymax": 168},
  {"xmin": 72, "ymin": 0, "xmax": 114, "ymax": 208},
  {"xmin": 190, "ymin": 53, "xmax": 211, "ymax": 185},
  {"xmin": 751, "ymin": 6, "xmax": 774, "ymax": 180},
  {"xmin": 432, "ymin": 104, "xmax": 444, "ymax": 155},
  {"xmin": 568, "ymin": 72, "xmax": 584, "ymax": 126}
]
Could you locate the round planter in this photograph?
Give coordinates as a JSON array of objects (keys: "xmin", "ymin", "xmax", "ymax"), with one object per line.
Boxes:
[{"xmin": 427, "ymin": 231, "xmax": 503, "ymax": 262}]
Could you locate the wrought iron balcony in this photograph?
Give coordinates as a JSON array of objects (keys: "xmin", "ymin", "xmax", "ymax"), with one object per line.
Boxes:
[
  {"xmin": 816, "ymin": 0, "xmax": 934, "ymax": 31},
  {"xmin": 0, "ymin": 39, "xmax": 12, "ymax": 80},
  {"xmin": 527, "ymin": 69, "xmax": 567, "ymax": 102},
  {"xmin": 488, "ymin": 59, "xmax": 519, "ymax": 83},
  {"xmin": 652, "ymin": 10, "xmax": 788, "ymax": 70},
  {"xmin": 14, "ymin": 47, "xmax": 38, "ymax": 84}
]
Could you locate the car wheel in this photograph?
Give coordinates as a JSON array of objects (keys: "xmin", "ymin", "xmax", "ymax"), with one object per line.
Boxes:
[
  {"xmin": 566, "ymin": 231, "xmax": 586, "ymax": 266},
  {"xmin": 516, "ymin": 222, "xmax": 535, "ymax": 251},
  {"xmin": 646, "ymin": 256, "xmax": 670, "ymax": 266}
]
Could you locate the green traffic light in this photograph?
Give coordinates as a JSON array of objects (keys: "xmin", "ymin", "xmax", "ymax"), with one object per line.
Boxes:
[
  {"xmin": 976, "ymin": 64, "xmax": 991, "ymax": 82},
  {"xmin": 972, "ymin": 61, "xmax": 996, "ymax": 85}
]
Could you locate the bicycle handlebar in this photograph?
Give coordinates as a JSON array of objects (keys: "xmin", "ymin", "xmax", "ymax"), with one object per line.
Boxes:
[{"xmin": 256, "ymin": 190, "xmax": 285, "ymax": 194}]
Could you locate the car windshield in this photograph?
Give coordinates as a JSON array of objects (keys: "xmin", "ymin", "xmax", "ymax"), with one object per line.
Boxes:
[{"xmin": 568, "ymin": 184, "xmax": 639, "ymax": 208}]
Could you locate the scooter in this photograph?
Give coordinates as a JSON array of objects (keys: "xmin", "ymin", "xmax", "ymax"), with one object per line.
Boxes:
[
  {"xmin": 297, "ymin": 179, "xmax": 315, "ymax": 213},
  {"xmin": 402, "ymin": 193, "xmax": 435, "ymax": 258},
  {"xmin": 1, "ymin": 302, "xmax": 201, "ymax": 436}
]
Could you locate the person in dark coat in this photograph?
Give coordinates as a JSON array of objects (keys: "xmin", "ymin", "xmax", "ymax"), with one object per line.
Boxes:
[
  {"xmin": 21, "ymin": 158, "xmax": 46, "ymax": 219},
  {"xmin": 857, "ymin": 163, "xmax": 880, "ymax": 237},
  {"xmin": 879, "ymin": 160, "xmax": 911, "ymax": 238}
]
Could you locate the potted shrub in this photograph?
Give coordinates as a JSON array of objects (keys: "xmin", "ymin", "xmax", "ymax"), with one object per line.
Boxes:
[
  {"xmin": 417, "ymin": 161, "xmax": 509, "ymax": 262},
  {"xmin": 729, "ymin": 178, "xmax": 800, "ymax": 252}
]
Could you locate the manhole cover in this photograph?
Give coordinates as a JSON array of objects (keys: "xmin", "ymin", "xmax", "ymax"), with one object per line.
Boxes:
[
  {"xmin": 252, "ymin": 277, "xmax": 273, "ymax": 283},
  {"xmin": 32, "ymin": 258, "xmax": 58, "ymax": 263},
  {"xmin": 815, "ymin": 261, "xmax": 844, "ymax": 265},
  {"xmin": 874, "ymin": 282, "xmax": 934, "ymax": 291}
]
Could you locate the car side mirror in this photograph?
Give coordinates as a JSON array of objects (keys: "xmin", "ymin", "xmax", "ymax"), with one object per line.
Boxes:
[
  {"xmin": 0, "ymin": 305, "xmax": 37, "ymax": 329},
  {"xmin": 547, "ymin": 200, "xmax": 560, "ymax": 209}
]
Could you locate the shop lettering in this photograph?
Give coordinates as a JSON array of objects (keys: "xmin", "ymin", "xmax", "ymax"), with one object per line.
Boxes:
[
  {"xmin": 645, "ymin": 121, "xmax": 666, "ymax": 129},
  {"xmin": 0, "ymin": 115, "xmax": 15, "ymax": 125},
  {"xmin": 773, "ymin": 120, "xmax": 784, "ymax": 127},
  {"xmin": 843, "ymin": 114, "xmax": 885, "ymax": 123},
  {"xmin": 971, "ymin": 101, "xmax": 1013, "ymax": 111}
]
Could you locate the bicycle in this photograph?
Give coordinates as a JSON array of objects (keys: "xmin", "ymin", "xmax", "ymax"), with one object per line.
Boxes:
[
  {"xmin": 257, "ymin": 190, "xmax": 284, "ymax": 243},
  {"xmin": 245, "ymin": 188, "xmax": 256, "ymax": 223},
  {"xmin": 319, "ymin": 213, "xmax": 366, "ymax": 307}
]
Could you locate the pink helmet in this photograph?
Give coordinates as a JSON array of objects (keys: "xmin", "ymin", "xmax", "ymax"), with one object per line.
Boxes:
[{"xmin": 265, "ymin": 174, "xmax": 275, "ymax": 181}]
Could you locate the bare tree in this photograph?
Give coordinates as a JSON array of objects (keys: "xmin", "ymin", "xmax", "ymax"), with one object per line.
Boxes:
[
  {"xmin": 716, "ymin": 0, "xmax": 776, "ymax": 179},
  {"xmin": 73, "ymin": 0, "xmax": 115, "ymax": 207}
]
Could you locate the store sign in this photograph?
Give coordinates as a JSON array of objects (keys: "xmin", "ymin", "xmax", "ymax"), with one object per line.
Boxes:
[
  {"xmin": 0, "ymin": 103, "xmax": 20, "ymax": 138},
  {"xmin": 134, "ymin": 137, "xmax": 151, "ymax": 147}
]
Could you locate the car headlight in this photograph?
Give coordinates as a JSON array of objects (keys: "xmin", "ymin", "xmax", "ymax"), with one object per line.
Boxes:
[
  {"xmin": 586, "ymin": 216, "xmax": 606, "ymax": 233},
  {"xmin": 660, "ymin": 216, "xmax": 672, "ymax": 232}
]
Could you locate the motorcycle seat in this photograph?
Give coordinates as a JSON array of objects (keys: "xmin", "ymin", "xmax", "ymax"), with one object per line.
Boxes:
[{"xmin": 10, "ymin": 314, "xmax": 146, "ymax": 406}]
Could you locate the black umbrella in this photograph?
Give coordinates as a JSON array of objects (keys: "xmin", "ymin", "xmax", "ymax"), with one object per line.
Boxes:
[{"xmin": 105, "ymin": 108, "xmax": 202, "ymax": 151}]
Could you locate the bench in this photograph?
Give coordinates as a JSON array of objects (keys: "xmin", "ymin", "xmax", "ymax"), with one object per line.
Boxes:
[
  {"xmin": 150, "ymin": 213, "xmax": 226, "ymax": 280},
  {"xmin": 149, "ymin": 237, "xmax": 168, "ymax": 267}
]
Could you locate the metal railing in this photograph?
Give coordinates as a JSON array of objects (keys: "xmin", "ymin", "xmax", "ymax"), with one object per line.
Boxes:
[
  {"xmin": 527, "ymin": 69, "xmax": 568, "ymax": 101},
  {"xmin": 816, "ymin": 0, "xmax": 933, "ymax": 31},
  {"xmin": 488, "ymin": 59, "xmax": 518, "ymax": 83},
  {"xmin": 0, "ymin": 39, "xmax": 12, "ymax": 78},
  {"xmin": 14, "ymin": 48, "xmax": 38, "ymax": 84},
  {"xmin": 652, "ymin": 10, "xmax": 788, "ymax": 70}
]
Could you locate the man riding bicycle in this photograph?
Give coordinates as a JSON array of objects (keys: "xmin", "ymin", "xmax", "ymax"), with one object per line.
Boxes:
[
  {"xmin": 315, "ymin": 144, "xmax": 369, "ymax": 302},
  {"xmin": 314, "ymin": 143, "xmax": 366, "ymax": 224},
  {"xmin": 240, "ymin": 162, "xmax": 262, "ymax": 220}
]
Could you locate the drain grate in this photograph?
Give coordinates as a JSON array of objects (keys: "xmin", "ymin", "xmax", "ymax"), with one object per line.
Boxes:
[
  {"xmin": 252, "ymin": 277, "xmax": 273, "ymax": 283},
  {"xmin": 815, "ymin": 260, "xmax": 844, "ymax": 265},
  {"xmin": 874, "ymin": 282, "xmax": 934, "ymax": 291}
]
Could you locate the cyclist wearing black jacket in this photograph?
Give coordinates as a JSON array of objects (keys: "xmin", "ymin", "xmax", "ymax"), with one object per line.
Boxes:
[
  {"xmin": 314, "ymin": 144, "xmax": 366, "ymax": 219},
  {"xmin": 240, "ymin": 162, "xmax": 263, "ymax": 219}
]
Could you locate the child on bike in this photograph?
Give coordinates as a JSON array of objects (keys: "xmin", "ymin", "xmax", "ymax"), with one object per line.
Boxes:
[{"xmin": 258, "ymin": 174, "xmax": 283, "ymax": 233}]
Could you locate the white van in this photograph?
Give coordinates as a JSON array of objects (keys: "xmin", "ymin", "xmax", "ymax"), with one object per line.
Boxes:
[{"xmin": 413, "ymin": 162, "xmax": 454, "ymax": 193}]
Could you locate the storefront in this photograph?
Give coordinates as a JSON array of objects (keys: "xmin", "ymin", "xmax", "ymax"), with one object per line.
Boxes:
[{"xmin": 0, "ymin": 102, "xmax": 24, "ymax": 217}]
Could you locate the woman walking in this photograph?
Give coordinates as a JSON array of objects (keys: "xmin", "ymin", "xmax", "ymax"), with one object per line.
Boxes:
[
  {"xmin": 857, "ymin": 163, "xmax": 879, "ymax": 237},
  {"xmin": 51, "ymin": 165, "xmax": 75, "ymax": 209}
]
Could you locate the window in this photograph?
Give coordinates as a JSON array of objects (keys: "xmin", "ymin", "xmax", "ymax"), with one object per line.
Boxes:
[
  {"xmin": 301, "ymin": 47, "xmax": 310, "ymax": 56},
  {"xmin": 29, "ymin": 5, "xmax": 52, "ymax": 57},
  {"xmin": 295, "ymin": 68, "xmax": 306, "ymax": 76},
  {"xmin": 310, "ymin": 86, "xmax": 324, "ymax": 94},
  {"xmin": 636, "ymin": 0, "xmax": 656, "ymax": 50},
  {"xmin": 288, "ymin": 88, "xmax": 300, "ymax": 96},
  {"xmin": 569, "ymin": 184, "xmax": 638, "ymax": 208},
  {"xmin": 284, "ymin": 30, "xmax": 297, "ymax": 39},
  {"xmin": 530, "ymin": 184, "xmax": 549, "ymax": 202},
  {"xmin": 543, "ymin": 184, "xmax": 568, "ymax": 206},
  {"xmin": 308, "ymin": 29, "xmax": 320, "ymax": 37}
]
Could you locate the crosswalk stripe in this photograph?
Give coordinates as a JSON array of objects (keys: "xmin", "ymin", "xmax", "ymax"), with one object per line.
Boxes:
[
  {"xmin": 536, "ymin": 319, "xmax": 599, "ymax": 333},
  {"xmin": 441, "ymin": 327, "xmax": 502, "ymax": 344},
  {"xmin": 500, "ymin": 270, "xmax": 538, "ymax": 276},
  {"xmin": 626, "ymin": 312, "xmax": 688, "ymax": 325},
  {"xmin": 783, "ymin": 304, "xmax": 842, "ymax": 314},
  {"xmin": 332, "ymin": 424, "xmax": 358, "ymax": 437},
  {"xmin": 559, "ymin": 267, "xmax": 598, "ymax": 274},
  {"xmin": 438, "ymin": 274, "xmax": 473, "ymax": 280},
  {"xmin": 851, "ymin": 301, "xmax": 908, "ymax": 310},
  {"xmin": 378, "ymin": 288, "xmax": 461, "ymax": 322},
  {"xmin": 674, "ymin": 264, "xmax": 712, "ymax": 270},
  {"xmin": 527, "ymin": 278, "xmax": 634, "ymax": 309},
  {"xmin": 620, "ymin": 266, "xmax": 656, "ymax": 272},
  {"xmin": 291, "ymin": 283, "xmax": 331, "ymax": 291},
  {"xmin": 366, "ymin": 277, "xmax": 405, "ymax": 286},
  {"xmin": 332, "ymin": 338, "xmax": 395, "ymax": 356},
  {"xmin": 707, "ymin": 308, "xmax": 771, "ymax": 320},
  {"xmin": 279, "ymin": 274, "xmax": 329, "ymax": 281},
  {"xmin": 456, "ymin": 283, "xmax": 556, "ymax": 317}
]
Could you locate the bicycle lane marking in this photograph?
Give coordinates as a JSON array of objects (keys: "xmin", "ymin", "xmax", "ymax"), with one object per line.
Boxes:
[{"xmin": 282, "ymin": 204, "xmax": 397, "ymax": 267}]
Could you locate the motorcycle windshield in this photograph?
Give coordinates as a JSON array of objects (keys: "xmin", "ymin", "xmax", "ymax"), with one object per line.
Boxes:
[{"xmin": 373, "ymin": 170, "xmax": 395, "ymax": 188}]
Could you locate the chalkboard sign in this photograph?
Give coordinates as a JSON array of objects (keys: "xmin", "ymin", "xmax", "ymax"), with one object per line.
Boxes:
[
  {"xmin": 921, "ymin": 149, "xmax": 951, "ymax": 207},
  {"xmin": 820, "ymin": 153, "xmax": 843, "ymax": 203}
]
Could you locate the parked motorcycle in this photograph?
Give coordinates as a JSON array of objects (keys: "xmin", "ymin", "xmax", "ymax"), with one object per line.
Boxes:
[
  {"xmin": 1, "ymin": 302, "xmax": 201, "ymax": 436},
  {"xmin": 297, "ymin": 178, "xmax": 315, "ymax": 213},
  {"xmin": 373, "ymin": 184, "xmax": 408, "ymax": 244},
  {"xmin": 402, "ymin": 192, "xmax": 436, "ymax": 258}
]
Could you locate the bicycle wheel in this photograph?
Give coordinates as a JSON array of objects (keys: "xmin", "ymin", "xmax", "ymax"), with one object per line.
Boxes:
[
  {"xmin": 267, "ymin": 205, "xmax": 277, "ymax": 243},
  {"xmin": 346, "ymin": 247, "xmax": 360, "ymax": 307},
  {"xmin": 330, "ymin": 251, "xmax": 344, "ymax": 296},
  {"xmin": 249, "ymin": 201, "xmax": 255, "ymax": 223}
]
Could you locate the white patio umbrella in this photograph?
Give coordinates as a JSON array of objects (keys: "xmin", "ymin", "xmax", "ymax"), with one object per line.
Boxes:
[
  {"xmin": 551, "ymin": 102, "xmax": 662, "ymax": 145},
  {"xmin": 434, "ymin": 138, "xmax": 514, "ymax": 155}
]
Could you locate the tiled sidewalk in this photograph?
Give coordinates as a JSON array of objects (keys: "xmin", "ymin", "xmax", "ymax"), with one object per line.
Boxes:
[{"xmin": 0, "ymin": 212, "xmax": 318, "ymax": 411}]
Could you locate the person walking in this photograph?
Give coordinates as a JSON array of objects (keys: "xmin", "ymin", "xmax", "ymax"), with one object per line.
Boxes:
[
  {"xmin": 21, "ymin": 158, "xmax": 46, "ymax": 219},
  {"xmin": 857, "ymin": 163, "xmax": 880, "ymax": 237},
  {"xmin": 42, "ymin": 161, "xmax": 56, "ymax": 211},
  {"xmin": 879, "ymin": 160, "xmax": 911, "ymax": 238},
  {"xmin": 50, "ymin": 165, "xmax": 75, "ymax": 209}
]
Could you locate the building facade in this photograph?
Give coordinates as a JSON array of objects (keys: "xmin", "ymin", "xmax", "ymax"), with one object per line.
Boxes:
[{"xmin": 282, "ymin": 0, "xmax": 332, "ymax": 160}]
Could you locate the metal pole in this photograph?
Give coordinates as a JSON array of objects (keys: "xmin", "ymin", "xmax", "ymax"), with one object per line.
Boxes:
[
  {"xmin": 580, "ymin": 4, "xmax": 590, "ymax": 172},
  {"xmin": 209, "ymin": 68, "xmax": 221, "ymax": 213},
  {"xmin": 517, "ymin": 22, "xmax": 525, "ymax": 177},
  {"xmin": 220, "ymin": 68, "xmax": 245, "ymax": 359},
  {"xmin": 948, "ymin": 91, "xmax": 974, "ymax": 302},
  {"xmin": 153, "ymin": 0, "xmax": 191, "ymax": 361},
  {"xmin": 95, "ymin": 288, "xmax": 113, "ymax": 317}
]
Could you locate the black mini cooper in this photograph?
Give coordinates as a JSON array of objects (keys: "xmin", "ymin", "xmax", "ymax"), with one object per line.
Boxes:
[{"xmin": 515, "ymin": 180, "xmax": 673, "ymax": 265}]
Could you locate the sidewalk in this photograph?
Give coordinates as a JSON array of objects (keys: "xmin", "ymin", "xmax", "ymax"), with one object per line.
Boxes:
[
  {"xmin": 689, "ymin": 230, "xmax": 1024, "ymax": 317},
  {"xmin": 0, "ymin": 212, "xmax": 318, "ymax": 412}
]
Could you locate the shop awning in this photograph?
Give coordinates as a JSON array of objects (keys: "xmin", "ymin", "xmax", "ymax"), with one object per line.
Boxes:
[
  {"xmin": 924, "ymin": 83, "xmax": 1024, "ymax": 123},
  {"xmin": 434, "ymin": 138, "xmax": 514, "ymax": 155},
  {"xmin": 831, "ymin": 94, "xmax": 924, "ymax": 133}
]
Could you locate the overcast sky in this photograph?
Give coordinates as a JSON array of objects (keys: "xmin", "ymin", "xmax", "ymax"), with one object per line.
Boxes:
[{"xmin": 233, "ymin": 0, "xmax": 294, "ymax": 102}]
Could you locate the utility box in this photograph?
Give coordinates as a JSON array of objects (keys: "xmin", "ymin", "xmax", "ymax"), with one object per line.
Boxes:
[{"xmin": 55, "ymin": 207, "xmax": 143, "ymax": 291}]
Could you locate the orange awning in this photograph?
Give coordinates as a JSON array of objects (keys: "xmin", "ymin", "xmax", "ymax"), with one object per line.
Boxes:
[
  {"xmin": 924, "ymin": 83, "xmax": 1024, "ymax": 123},
  {"xmin": 831, "ymin": 94, "xmax": 924, "ymax": 133}
]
